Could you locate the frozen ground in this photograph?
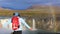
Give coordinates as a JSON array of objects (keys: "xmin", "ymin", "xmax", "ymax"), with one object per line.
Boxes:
[{"xmin": 0, "ymin": 28, "xmax": 57, "ymax": 34}]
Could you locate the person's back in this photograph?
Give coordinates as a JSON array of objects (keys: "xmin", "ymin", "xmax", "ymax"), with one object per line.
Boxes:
[
  {"xmin": 11, "ymin": 12, "xmax": 32, "ymax": 34},
  {"xmin": 11, "ymin": 12, "xmax": 22, "ymax": 34}
]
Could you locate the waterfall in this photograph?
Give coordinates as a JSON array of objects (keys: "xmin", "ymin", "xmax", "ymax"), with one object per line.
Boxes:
[{"xmin": 32, "ymin": 19, "xmax": 36, "ymax": 30}]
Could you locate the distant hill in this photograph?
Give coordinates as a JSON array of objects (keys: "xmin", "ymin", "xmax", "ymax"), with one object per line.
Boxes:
[
  {"xmin": 27, "ymin": 5, "xmax": 60, "ymax": 11},
  {"xmin": 0, "ymin": 7, "xmax": 11, "ymax": 10},
  {"xmin": 0, "ymin": 5, "xmax": 60, "ymax": 16}
]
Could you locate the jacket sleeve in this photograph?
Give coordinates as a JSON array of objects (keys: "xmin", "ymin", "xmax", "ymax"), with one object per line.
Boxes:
[{"xmin": 20, "ymin": 18, "xmax": 31, "ymax": 29}]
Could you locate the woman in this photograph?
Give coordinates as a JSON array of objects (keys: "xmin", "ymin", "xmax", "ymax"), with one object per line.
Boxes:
[{"xmin": 11, "ymin": 12, "xmax": 32, "ymax": 34}]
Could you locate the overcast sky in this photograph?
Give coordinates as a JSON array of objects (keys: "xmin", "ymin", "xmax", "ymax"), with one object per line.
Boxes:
[{"xmin": 0, "ymin": 0, "xmax": 60, "ymax": 10}]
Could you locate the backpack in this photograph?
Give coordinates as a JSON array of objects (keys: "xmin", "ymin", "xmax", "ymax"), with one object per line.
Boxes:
[{"xmin": 11, "ymin": 16, "xmax": 20, "ymax": 30}]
